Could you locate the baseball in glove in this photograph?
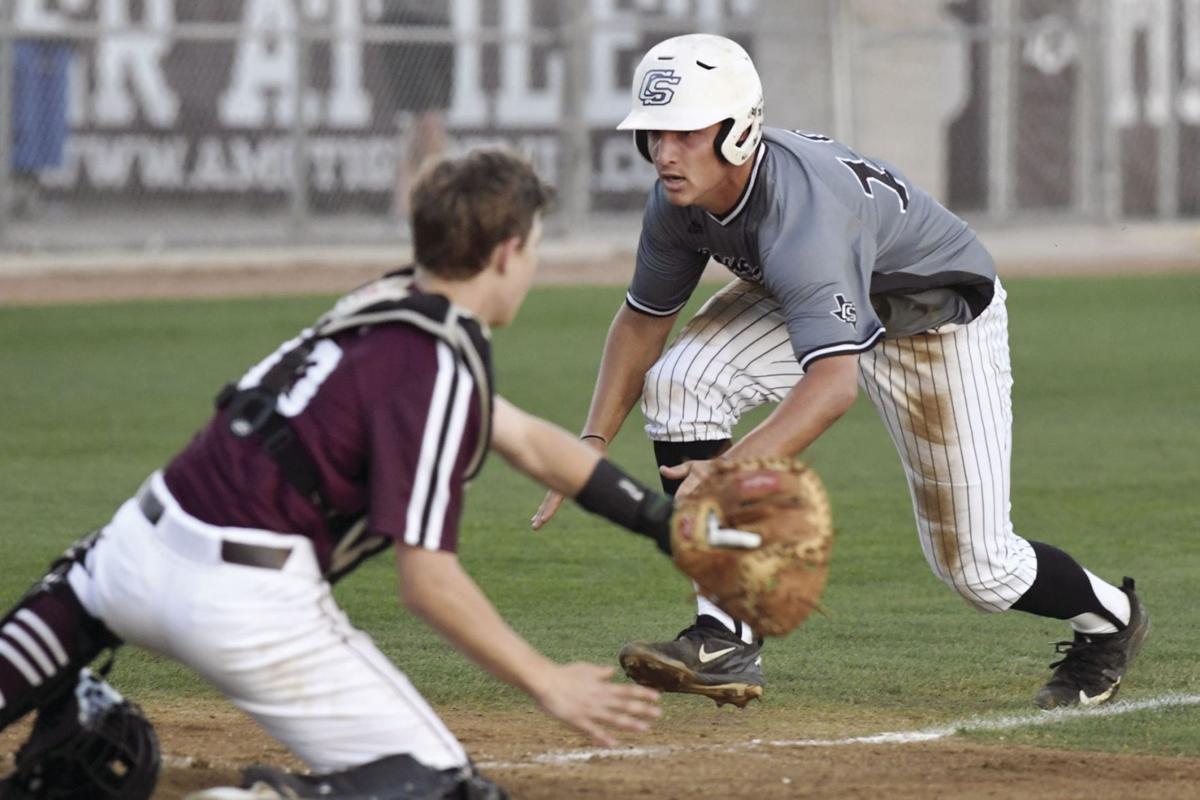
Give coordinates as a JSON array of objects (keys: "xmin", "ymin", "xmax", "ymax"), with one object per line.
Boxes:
[{"xmin": 670, "ymin": 458, "xmax": 833, "ymax": 637}]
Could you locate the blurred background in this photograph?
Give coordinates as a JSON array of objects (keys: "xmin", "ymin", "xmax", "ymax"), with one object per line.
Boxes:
[{"xmin": 0, "ymin": 0, "xmax": 1197, "ymax": 255}]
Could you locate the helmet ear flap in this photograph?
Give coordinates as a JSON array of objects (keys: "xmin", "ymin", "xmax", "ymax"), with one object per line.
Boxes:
[
  {"xmin": 634, "ymin": 130, "xmax": 652, "ymax": 163},
  {"xmin": 713, "ymin": 119, "xmax": 736, "ymax": 165}
]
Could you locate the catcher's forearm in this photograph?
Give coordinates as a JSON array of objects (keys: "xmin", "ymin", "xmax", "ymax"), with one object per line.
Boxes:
[
  {"xmin": 491, "ymin": 397, "xmax": 674, "ymax": 551},
  {"xmin": 575, "ymin": 459, "xmax": 673, "ymax": 555},
  {"xmin": 492, "ymin": 396, "xmax": 599, "ymax": 494},
  {"xmin": 582, "ymin": 305, "xmax": 674, "ymax": 441},
  {"xmin": 397, "ymin": 547, "xmax": 558, "ymax": 698}
]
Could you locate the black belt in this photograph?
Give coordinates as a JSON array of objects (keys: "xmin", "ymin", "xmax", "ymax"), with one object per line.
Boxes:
[{"xmin": 138, "ymin": 487, "xmax": 293, "ymax": 571}]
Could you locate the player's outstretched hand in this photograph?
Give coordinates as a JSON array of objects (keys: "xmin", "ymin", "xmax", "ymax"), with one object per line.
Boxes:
[
  {"xmin": 530, "ymin": 489, "xmax": 565, "ymax": 531},
  {"xmin": 531, "ymin": 436, "xmax": 608, "ymax": 531},
  {"xmin": 536, "ymin": 663, "xmax": 661, "ymax": 747}
]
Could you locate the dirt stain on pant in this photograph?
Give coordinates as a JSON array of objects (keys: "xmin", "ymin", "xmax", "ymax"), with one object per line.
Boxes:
[{"xmin": 901, "ymin": 335, "xmax": 961, "ymax": 576}]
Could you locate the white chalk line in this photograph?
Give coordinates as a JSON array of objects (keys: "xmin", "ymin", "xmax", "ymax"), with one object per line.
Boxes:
[{"xmin": 477, "ymin": 693, "xmax": 1200, "ymax": 770}]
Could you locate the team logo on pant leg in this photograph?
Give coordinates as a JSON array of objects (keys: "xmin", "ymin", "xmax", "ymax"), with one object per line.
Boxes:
[
  {"xmin": 831, "ymin": 293, "xmax": 857, "ymax": 324},
  {"xmin": 639, "ymin": 69, "xmax": 682, "ymax": 105}
]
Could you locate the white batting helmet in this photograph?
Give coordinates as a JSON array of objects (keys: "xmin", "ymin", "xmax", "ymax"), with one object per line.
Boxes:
[{"xmin": 617, "ymin": 34, "xmax": 764, "ymax": 166}]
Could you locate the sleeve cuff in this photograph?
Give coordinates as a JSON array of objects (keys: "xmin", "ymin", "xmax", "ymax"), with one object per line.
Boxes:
[
  {"xmin": 625, "ymin": 292, "xmax": 687, "ymax": 318},
  {"xmin": 798, "ymin": 326, "xmax": 886, "ymax": 371}
]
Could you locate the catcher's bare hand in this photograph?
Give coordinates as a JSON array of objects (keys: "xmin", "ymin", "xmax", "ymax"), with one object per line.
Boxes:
[
  {"xmin": 531, "ymin": 437, "xmax": 608, "ymax": 531},
  {"xmin": 536, "ymin": 663, "xmax": 661, "ymax": 747}
]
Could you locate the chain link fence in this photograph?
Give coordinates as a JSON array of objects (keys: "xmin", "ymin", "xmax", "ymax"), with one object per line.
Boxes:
[{"xmin": 0, "ymin": 0, "xmax": 1196, "ymax": 253}]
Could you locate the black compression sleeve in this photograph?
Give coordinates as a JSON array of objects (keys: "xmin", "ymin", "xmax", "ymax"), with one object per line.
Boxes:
[{"xmin": 574, "ymin": 459, "xmax": 674, "ymax": 555}]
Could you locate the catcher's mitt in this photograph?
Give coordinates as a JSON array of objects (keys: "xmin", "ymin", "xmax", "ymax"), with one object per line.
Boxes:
[{"xmin": 670, "ymin": 458, "xmax": 833, "ymax": 637}]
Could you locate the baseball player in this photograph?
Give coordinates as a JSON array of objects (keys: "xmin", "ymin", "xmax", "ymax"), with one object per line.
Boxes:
[
  {"xmin": 533, "ymin": 34, "xmax": 1149, "ymax": 711},
  {"xmin": 0, "ymin": 149, "xmax": 760, "ymax": 800}
]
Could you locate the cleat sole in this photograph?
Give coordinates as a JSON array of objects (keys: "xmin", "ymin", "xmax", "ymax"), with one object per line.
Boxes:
[{"xmin": 619, "ymin": 644, "xmax": 763, "ymax": 708}]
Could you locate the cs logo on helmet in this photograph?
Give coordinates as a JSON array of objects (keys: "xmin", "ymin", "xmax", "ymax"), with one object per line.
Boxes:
[{"xmin": 638, "ymin": 69, "xmax": 681, "ymax": 106}]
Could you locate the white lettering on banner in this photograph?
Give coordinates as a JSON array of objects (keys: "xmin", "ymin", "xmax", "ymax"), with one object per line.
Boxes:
[
  {"xmin": 43, "ymin": 136, "xmax": 186, "ymax": 189},
  {"xmin": 79, "ymin": 137, "xmax": 138, "ymax": 188},
  {"xmin": 190, "ymin": 137, "xmax": 239, "ymax": 190},
  {"xmin": 308, "ymin": 138, "xmax": 395, "ymax": 191},
  {"xmin": 589, "ymin": 0, "xmax": 640, "ymax": 124},
  {"xmin": 448, "ymin": 0, "xmax": 486, "ymax": 126},
  {"xmin": 93, "ymin": 0, "xmax": 180, "ymax": 127},
  {"xmin": 1182, "ymin": 0, "xmax": 1200, "ymax": 123},
  {"xmin": 43, "ymin": 131, "xmax": 657, "ymax": 196},
  {"xmin": 14, "ymin": 0, "xmax": 68, "ymax": 30},
  {"xmin": 138, "ymin": 137, "xmax": 190, "ymax": 188},
  {"xmin": 495, "ymin": 0, "xmax": 560, "ymax": 126},
  {"xmin": 42, "ymin": 135, "xmax": 398, "ymax": 192},
  {"xmin": 220, "ymin": 0, "xmax": 317, "ymax": 127},
  {"xmin": 220, "ymin": 0, "xmax": 372, "ymax": 128},
  {"xmin": 327, "ymin": 0, "xmax": 372, "ymax": 127},
  {"xmin": 1110, "ymin": 0, "xmax": 1172, "ymax": 126},
  {"xmin": 449, "ymin": 0, "xmax": 758, "ymax": 127},
  {"xmin": 1021, "ymin": 14, "xmax": 1078, "ymax": 75}
]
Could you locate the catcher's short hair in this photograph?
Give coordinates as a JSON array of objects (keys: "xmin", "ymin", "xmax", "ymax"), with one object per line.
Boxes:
[
  {"xmin": 410, "ymin": 148, "xmax": 554, "ymax": 280},
  {"xmin": 1, "ymin": 669, "xmax": 160, "ymax": 800}
]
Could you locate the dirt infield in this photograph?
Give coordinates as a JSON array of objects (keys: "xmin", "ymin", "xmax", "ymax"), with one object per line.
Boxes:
[{"xmin": 5, "ymin": 699, "xmax": 1200, "ymax": 799}]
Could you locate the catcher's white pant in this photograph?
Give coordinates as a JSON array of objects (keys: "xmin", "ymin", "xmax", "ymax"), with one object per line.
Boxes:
[
  {"xmin": 66, "ymin": 471, "xmax": 468, "ymax": 773},
  {"xmin": 643, "ymin": 279, "xmax": 1038, "ymax": 612}
]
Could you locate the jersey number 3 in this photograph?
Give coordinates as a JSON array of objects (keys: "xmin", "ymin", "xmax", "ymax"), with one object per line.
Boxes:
[
  {"xmin": 237, "ymin": 336, "xmax": 344, "ymax": 418},
  {"xmin": 839, "ymin": 158, "xmax": 910, "ymax": 213}
]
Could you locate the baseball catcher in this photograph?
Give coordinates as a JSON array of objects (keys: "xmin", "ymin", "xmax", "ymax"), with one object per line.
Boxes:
[{"xmin": 0, "ymin": 149, "xmax": 829, "ymax": 800}]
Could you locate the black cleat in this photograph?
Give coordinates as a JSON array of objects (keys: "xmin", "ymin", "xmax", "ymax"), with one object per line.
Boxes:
[
  {"xmin": 1034, "ymin": 577, "xmax": 1151, "ymax": 710},
  {"xmin": 618, "ymin": 616, "xmax": 763, "ymax": 708}
]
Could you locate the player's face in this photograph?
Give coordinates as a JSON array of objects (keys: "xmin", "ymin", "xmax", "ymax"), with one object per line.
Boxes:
[{"xmin": 647, "ymin": 123, "xmax": 742, "ymax": 212}]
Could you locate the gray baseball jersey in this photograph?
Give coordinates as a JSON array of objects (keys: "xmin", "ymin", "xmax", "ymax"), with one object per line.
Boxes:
[{"xmin": 628, "ymin": 127, "xmax": 997, "ymax": 369}]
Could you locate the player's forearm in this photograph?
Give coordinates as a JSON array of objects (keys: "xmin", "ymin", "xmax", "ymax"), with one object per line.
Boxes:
[
  {"xmin": 582, "ymin": 304, "xmax": 675, "ymax": 441},
  {"xmin": 493, "ymin": 400, "xmax": 673, "ymax": 552},
  {"xmin": 397, "ymin": 547, "xmax": 558, "ymax": 699},
  {"xmin": 493, "ymin": 396, "xmax": 599, "ymax": 494},
  {"xmin": 727, "ymin": 355, "xmax": 859, "ymax": 459}
]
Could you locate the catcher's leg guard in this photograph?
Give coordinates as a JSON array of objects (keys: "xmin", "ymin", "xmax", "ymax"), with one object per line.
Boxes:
[{"xmin": 0, "ymin": 531, "xmax": 121, "ymax": 731}]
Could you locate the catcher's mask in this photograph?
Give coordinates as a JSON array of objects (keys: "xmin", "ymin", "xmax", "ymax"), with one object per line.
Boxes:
[
  {"xmin": 1, "ymin": 669, "xmax": 160, "ymax": 800},
  {"xmin": 618, "ymin": 33, "xmax": 764, "ymax": 166}
]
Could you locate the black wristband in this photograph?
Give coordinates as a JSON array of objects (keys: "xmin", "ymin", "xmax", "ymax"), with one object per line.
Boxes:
[
  {"xmin": 580, "ymin": 434, "xmax": 607, "ymax": 444},
  {"xmin": 575, "ymin": 459, "xmax": 673, "ymax": 556}
]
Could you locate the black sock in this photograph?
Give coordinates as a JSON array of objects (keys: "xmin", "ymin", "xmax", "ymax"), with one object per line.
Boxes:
[
  {"xmin": 653, "ymin": 440, "xmax": 740, "ymax": 636},
  {"xmin": 1010, "ymin": 541, "xmax": 1124, "ymax": 629},
  {"xmin": 652, "ymin": 439, "xmax": 730, "ymax": 496}
]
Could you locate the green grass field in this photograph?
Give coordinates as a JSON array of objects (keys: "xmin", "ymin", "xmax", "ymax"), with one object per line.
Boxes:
[{"xmin": 2, "ymin": 274, "xmax": 1197, "ymax": 756}]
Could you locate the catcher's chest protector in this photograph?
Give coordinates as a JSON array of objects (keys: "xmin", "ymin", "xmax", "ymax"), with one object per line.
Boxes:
[
  {"xmin": 217, "ymin": 268, "xmax": 495, "ymax": 580},
  {"xmin": 310, "ymin": 268, "xmax": 495, "ymax": 478}
]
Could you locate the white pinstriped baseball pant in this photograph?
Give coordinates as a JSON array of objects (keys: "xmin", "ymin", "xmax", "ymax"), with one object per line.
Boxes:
[{"xmin": 642, "ymin": 279, "xmax": 1038, "ymax": 611}]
